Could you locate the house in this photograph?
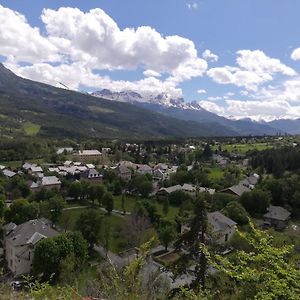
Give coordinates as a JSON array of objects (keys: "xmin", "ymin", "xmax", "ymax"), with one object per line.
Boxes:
[
  {"xmin": 136, "ymin": 164, "xmax": 152, "ymax": 175},
  {"xmin": 207, "ymin": 211, "xmax": 237, "ymax": 244},
  {"xmin": 74, "ymin": 150, "xmax": 102, "ymax": 162},
  {"xmin": 30, "ymin": 176, "xmax": 61, "ymax": 191},
  {"xmin": 64, "ymin": 160, "xmax": 73, "ymax": 167},
  {"xmin": 156, "ymin": 184, "xmax": 214, "ymax": 198},
  {"xmin": 263, "ymin": 206, "xmax": 291, "ymax": 230},
  {"xmin": 118, "ymin": 160, "xmax": 137, "ymax": 170},
  {"xmin": 56, "ymin": 147, "xmax": 74, "ymax": 155},
  {"xmin": 181, "ymin": 211, "xmax": 236, "ymax": 245},
  {"xmin": 30, "ymin": 166, "xmax": 43, "ymax": 174},
  {"xmin": 41, "ymin": 176, "xmax": 61, "ymax": 190},
  {"xmin": 116, "ymin": 165, "xmax": 132, "ymax": 181},
  {"xmin": 154, "ymin": 163, "xmax": 168, "ymax": 172},
  {"xmin": 22, "ymin": 162, "xmax": 36, "ymax": 170},
  {"xmin": 213, "ymin": 154, "xmax": 228, "ymax": 167},
  {"xmin": 153, "ymin": 168, "xmax": 165, "ymax": 181},
  {"xmin": 82, "ymin": 169, "xmax": 103, "ymax": 181},
  {"xmin": 182, "ymin": 183, "xmax": 196, "ymax": 194},
  {"xmin": 3, "ymin": 218, "xmax": 59, "ymax": 276},
  {"xmin": 220, "ymin": 184, "xmax": 250, "ymax": 197},
  {"xmin": 86, "ymin": 164, "xmax": 95, "ymax": 169},
  {"xmin": 22, "ymin": 163, "xmax": 43, "ymax": 174},
  {"xmin": 3, "ymin": 169, "xmax": 17, "ymax": 178},
  {"xmin": 101, "ymin": 147, "xmax": 111, "ymax": 154}
]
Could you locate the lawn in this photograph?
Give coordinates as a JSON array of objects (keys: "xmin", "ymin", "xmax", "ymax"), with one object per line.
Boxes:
[
  {"xmin": 58, "ymin": 207, "xmax": 130, "ymax": 253},
  {"xmin": 214, "ymin": 143, "xmax": 273, "ymax": 154},
  {"xmin": 99, "ymin": 214, "xmax": 129, "ymax": 253},
  {"xmin": 58, "ymin": 207, "xmax": 87, "ymax": 231},
  {"xmin": 113, "ymin": 195, "xmax": 138, "ymax": 212},
  {"xmin": 207, "ymin": 167, "xmax": 224, "ymax": 181},
  {"xmin": 22, "ymin": 121, "xmax": 41, "ymax": 136},
  {"xmin": 113, "ymin": 195, "xmax": 179, "ymax": 220}
]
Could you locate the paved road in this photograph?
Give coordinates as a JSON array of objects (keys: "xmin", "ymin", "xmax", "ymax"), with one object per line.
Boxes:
[
  {"xmin": 93, "ymin": 244, "xmax": 125, "ymax": 268},
  {"xmin": 63, "ymin": 205, "xmax": 131, "ymax": 218},
  {"xmin": 63, "ymin": 206, "xmax": 89, "ymax": 210}
]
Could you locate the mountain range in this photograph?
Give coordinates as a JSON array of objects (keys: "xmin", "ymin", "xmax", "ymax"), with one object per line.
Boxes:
[
  {"xmin": 92, "ymin": 89, "xmax": 300, "ymax": 136},
  {"xmin": 0, "ymin": 63, "xmax": 299, "ymax": 139},
  {"xmin": 0, "ymin": 64, "xmax": 233, "ymax": 139}
]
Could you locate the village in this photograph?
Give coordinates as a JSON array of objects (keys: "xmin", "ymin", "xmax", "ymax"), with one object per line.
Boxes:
[{"xmin": 0, "ymin": 137, "xmax": 297, "ymax": 294}]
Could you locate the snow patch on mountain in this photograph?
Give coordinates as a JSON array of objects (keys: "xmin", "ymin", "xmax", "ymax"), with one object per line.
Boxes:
[{"xmin": 92, "ymin": 89, "xmax": 204, "ymax": 110}]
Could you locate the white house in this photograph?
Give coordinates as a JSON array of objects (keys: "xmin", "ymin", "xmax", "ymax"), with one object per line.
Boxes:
[
  {"xmin": 30, "ymin": 176, "xmax": 61, "ymax": 191},
  {"xmin": 3, "ymin": 218, "xmax": 59, "ymax": 276},
  {"xmin": 181, "ymin": 211, "xmax": 236, "ymax": 245},
  {"xmin": 207, "ymin": 212, "xmax": 237, "ymax": 244}
]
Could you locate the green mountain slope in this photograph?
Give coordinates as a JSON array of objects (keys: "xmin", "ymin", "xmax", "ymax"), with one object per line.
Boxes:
[{"xmin": 0, "ymin": 64, "xmax": 236, "ymax": 139}]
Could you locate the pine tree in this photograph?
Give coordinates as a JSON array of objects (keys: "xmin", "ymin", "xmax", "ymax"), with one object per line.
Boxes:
[{"xmin": 174, "ymin": 191, "xmax": 208, "ymax": 290}]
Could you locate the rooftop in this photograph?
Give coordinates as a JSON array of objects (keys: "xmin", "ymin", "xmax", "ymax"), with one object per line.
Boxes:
[
  {"xmin": 4, "ymin": 218, "xmax": 59, "ymax": 247},
  {"xmin": 208, "ymin": 211, "xmax": 237, "ymax": 233},
  {"xmin": 264, "ymin": 206, "xmax": 291, "ymax": 221},
  {"xmin": 79, "ymin": 150, "xmax": 101, "ymax": 156}
]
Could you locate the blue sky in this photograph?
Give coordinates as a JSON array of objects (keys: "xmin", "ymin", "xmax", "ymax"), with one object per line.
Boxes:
[{"xmin": 1, "ymin": 0, "xmax": 300, "ymax": 120}]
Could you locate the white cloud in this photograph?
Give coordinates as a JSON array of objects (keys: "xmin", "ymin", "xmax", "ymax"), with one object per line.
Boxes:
[
  {"xmin": 143, "ymin": 70, "xmax": 161, "ymax": 77},
  {"xmin": 256, "ymin": 77, "xmax": 300, "ymax": 104},
  {"xmin": 186, "ymin": 3, "xmax": 198, "ymax": 9},
  {"xmin": 199, "ymin": 101, "xmax": 225, "ymax": 115},
  {"xmin": 0, "ymin": 5, "xmax": 208, "ymax": 97},
  {"xmin": 197, "ymin": 97, "xmax": 300, "ymax": 121},
  {"xmin": 41, "ymin": 7, "xmax": 207, "ymax": 78},
  {"xmin": 0, "ymin": 5, "xmax": 59, "ymax": 63},
  {"xmin": 197, "ymin": 89, "xmax": 206, "ymax": 94},
  {"xmin": 5, "ymin": 61, "xmax": 182, "ymax": 97},
  {"xmin": 207, "ymin": 50, "xmax": 297, "ymax": 91},
  {"xmin": 202, "ymin": 49, "xmax": 218, "ymax": 62},
  {"xmin": 291, "ymin": 47, "xmax": 300, "ymax": 61},
  {"xmin": 236, "ymin": 50, "xmax": 296, "ymax": 76},
  {"xmin": 207, "ymin": 96, "xmax": 222, "ymax": 101}
]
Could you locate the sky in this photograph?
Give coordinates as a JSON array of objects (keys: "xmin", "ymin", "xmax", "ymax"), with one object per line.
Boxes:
[{"xmin": 1, "ymin": 0, "xmax": 300, "ymax": 121}]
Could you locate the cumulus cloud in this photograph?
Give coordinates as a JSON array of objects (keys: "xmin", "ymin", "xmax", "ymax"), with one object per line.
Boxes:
[
  {"xmin": 291, "ymin": 47, "xmax": 300, "ymax": 61},
  {"xmin": 0, "ymin": 5, "xmax": 207, "ymax": 97},
  {"xmin": 236, "ymin": 50, "xmax": 296, "ymax": 76},
  {"xmin": 5, "ymin": 61, "xmax": 182, "ymax": 97},
  {"xmin": 0, "ymin": 5, "xmax": 59, "ymax": 63},
  {"xmin": 202, "ymin": 49, "xmax": 218, "ymax": 62},
  {"xmin": 198, "ymin": 96, "xmax": 300, "ymax": 121},
  {"xmin": 40, "ymin": 7, "xmax": 207, "ymax": 78},
  {"xmin": 207, "ymin": 50, "xmax": 297, "ymax": 91},
  {"xmin": 199, "ymin": 101, "xmax": 226, "ymax": 115}
]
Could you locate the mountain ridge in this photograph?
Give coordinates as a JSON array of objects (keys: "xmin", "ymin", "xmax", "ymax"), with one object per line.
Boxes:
[
  {"xmin": 0, "ymin": 63, "xmax": 239, "ymax": 139},
  {"xmin": 92, "ymin": 89, "xmax": 285, "ymax": 136}
]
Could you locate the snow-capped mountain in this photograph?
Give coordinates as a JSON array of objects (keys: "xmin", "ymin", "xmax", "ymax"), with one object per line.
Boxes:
[
  {"xmin": 91, "ymin": 89, "xmax": 281, "ymax": 136},
  {"xmin": 92, "ymin": 89, "xmax": 204, "ymax": 110}
]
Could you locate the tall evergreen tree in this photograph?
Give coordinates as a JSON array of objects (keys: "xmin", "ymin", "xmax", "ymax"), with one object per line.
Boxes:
[{"xmin": 174, "ymin": 190, "xmax": 208, "ymax": 290}]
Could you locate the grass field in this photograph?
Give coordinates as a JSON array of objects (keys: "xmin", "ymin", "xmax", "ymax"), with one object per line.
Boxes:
[
  {"xmin": 113, "ymin": 195, "xmax": 179, "ymax": 220},
  {"xmin": 22, "ymin": 121, "xmax": 41, "ymax": 136},
  {"xmin": 59, "ymin": 207, "xmax": 130, "ymax": 253},
  {"xmin": 213, "ymin": 143, "xmax": 273, "ymax": 154},
  {"xmin": 207, "ymin": 167, "xmax": 224, "ymax": 181}
]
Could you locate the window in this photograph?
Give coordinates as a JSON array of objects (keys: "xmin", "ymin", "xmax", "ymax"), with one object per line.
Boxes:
[{"xmin": 225, "ymin": 234, "xmax": 228, "ymax": 242}]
